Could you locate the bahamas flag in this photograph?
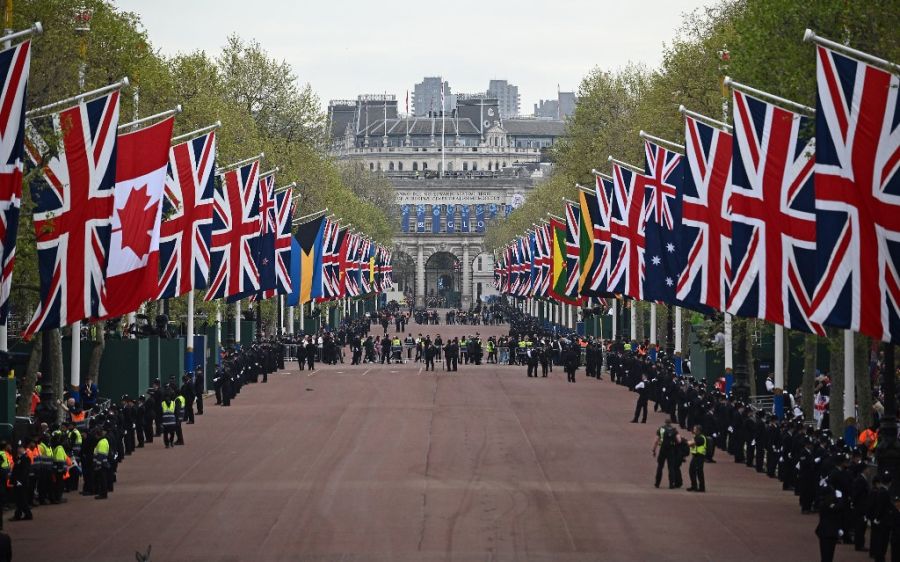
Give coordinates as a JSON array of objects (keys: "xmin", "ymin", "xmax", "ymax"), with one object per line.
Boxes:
[{"xmin": 287, "ymin": 215, "xmax": 326, "ymax": 306}]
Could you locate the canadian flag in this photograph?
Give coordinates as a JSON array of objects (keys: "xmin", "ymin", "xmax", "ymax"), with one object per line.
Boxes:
[{"xmin": 101, "ymin": 117, "xmax": 174, "ymax": 318}]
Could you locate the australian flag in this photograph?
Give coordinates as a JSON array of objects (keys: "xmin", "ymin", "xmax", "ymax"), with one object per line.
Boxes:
[{"xmin": 641, "ymin": 140, "xmax": 683, "ymax": 304}]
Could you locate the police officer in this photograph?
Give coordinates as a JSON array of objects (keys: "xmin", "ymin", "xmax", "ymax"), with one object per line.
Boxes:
[
  {"xmin": 563, "ymin": 344, "xmax": 579, "ymax": 383},
  {"xmin": 446, "ymin": 338, "xmax": 459, "ymax": 372},
  {"xmin": 424, "ymin": 339, "xmax": 436, "ymax": 372},
  {"xmin": 686, "ymin": 424, "xmax": 707, "ymax": 493},
  {"xmin": 93, "ymin": 427, "xmax": 111, "ymax": 500},
  {"xmin": 632, "ymin": 374, "xmax": 649, "ymax": 423},
  {"xmin": 10, "ymin": 443, "xmax": 32, "ymax": 520},
  {"xmin": 161, "ymin": 393, "xmax": 177, "ymax": 448}
]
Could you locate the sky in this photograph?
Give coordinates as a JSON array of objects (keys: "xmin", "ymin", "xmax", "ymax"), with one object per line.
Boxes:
[{"xmin": 114, "ymin": 0, "xmax": 715, "ymax": 115}]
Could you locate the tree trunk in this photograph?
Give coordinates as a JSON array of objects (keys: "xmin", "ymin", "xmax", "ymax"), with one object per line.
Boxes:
[
  {"xmin": 17, "ymin": 335, "xmax": 42, "ymax": 416},
  {"xmin": 801, "ymin": 333, "xmax": 817, "ymax": 420},
  {"xmin": 47, "ymin": 328, "xmax": 64, "ymax": 425},
  {"xmin": 87, "ymin": 322, "xmax": 105, "ymax": 387},
  {"xmin": 855, "ymin": 333, "xmax": 874, "ymax": 430},
  {"xmin": 829, "ymin": 330, "xmax": 844, "ymax": 436}
]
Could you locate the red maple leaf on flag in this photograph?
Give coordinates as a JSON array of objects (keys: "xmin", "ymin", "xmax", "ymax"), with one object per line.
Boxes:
[{"xmin": 113, "ymin": 184, "xmax": 155, "ymax": 257}]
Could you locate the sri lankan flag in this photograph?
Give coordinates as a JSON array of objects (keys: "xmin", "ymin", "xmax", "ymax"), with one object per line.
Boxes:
[
  {"xmin": 549, "ymin": 216, "xmax": 580, "ymax": 305},
  {"xmin": 578, "ymin": 189, "xmax": 596, "ymax": 293}
]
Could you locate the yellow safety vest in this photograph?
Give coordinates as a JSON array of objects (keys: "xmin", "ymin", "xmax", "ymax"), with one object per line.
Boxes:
[
  {"xmin": 690, "ymin": 435, "xmax": 708, "ymax": 456},
  {"xmin": 94, "ymin": 437, "xmax": 110, "ymax": 458}
]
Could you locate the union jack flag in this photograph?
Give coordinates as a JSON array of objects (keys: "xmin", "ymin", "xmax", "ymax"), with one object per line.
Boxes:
[
  {"xmin": 23, "ymin": 91, "xmax": 120, "ymax": 337},
  {"xmin": 0, "ymin": 40, "xmax": 30, "ymax": 324},
  {"xmin": 261, "ymin": 189, "xmax": 293, "ymax": 299},
  {"xmin": 608, "ymin": 163, "xmax": 648, "ymax": 300},
  {"xmin": 359, "ymin": 237, "xmax": 373, "ymax": 294},
  {"xmin": 727, "ymin": 90, "xmax": 823, "ymax": 334},
  {"xmin": 676, "ymin": 114, "xmax": 732, "ymax": 312},
  {"xmin": 320, "ymin": 220, "xmax": 343, "ymax": 300},
  {"xmin": 564, "ymin": 201, "xmax": 580, "ymax": 298},
  {"xmin": 583, "ymin": 177, "xmax": 613, "ymax": 297},
  {"xmin": 205, "ymin": 160, "xmax": 262, "ymax": 301},
  {"xmin": 343, "ymin": 230, "xmax": 361, "ymax": 297},
  {"xmin": 537, "ymin": 223, "xmax": 552, "ymax": 296},
  {"xmin": 504, "ymin": 244, "xmax": 515, "ymax": 295},
  {"xmin": 809, "ymin": 45, "xmax": 900, "ymax": 343},
  {"xmin": 382, "ymin": 248, "xmax": 393, "ymax": 289},
  {"xmin": 527, "ymin": 230, "xmax": 540, "ymax": 297},
  {"xmin": 518, "ymin": 235, "xmax": 533, "ymax": 297},
  {"xmin": 512, "ymin": 237, "xmax": 525, "ymax": 297},
  {"xmin": 157, "ymin": 130, "xmax": 216, "ymax": 299},
  {"xmin": 641, "ymin": 141, "xmax": 683, "ymax": 304}
]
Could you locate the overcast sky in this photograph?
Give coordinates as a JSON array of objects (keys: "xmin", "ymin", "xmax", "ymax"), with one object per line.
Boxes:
[{"xmin": 114, "ymin": 0, "xmax": 714, "ymax": 114}]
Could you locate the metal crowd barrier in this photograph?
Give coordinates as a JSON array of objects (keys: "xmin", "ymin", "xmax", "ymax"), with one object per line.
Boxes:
[{"xmin": 498, "ymin": 346, "xmax": 510, "ymax": 365}]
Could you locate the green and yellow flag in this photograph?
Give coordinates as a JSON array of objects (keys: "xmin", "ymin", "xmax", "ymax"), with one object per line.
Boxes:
[
  {"xmin": 549, "ymin": 216, "xmax": 579, "ymax": 305},
  {"xmin": 578, "ymin": 189, "xmax": 595, "ymax": 293}
]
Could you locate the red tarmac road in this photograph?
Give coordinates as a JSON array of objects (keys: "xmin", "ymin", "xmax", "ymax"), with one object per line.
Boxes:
[{"xmin": 15, "ymin": 322, "xmax": 869, "ymax": 561}]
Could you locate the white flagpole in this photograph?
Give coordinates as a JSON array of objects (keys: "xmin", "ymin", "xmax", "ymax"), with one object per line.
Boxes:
[
  {"xmin": 235, "ymin": 301, "xmax": 241, "ymax": 347},
  {"xmin": 440, "ymin": 77, "xmax": 445, "ymax": 178},
  {"xmin": 649, "ymin": 303, "xmax": 657, "ymax": 345},
  {"xmin": 774, "ymin": 323, "xmax": 784, "ymax": 388},
  {"xmin": 630, "ymin": 304, "xmax": 637, "ymax": 341},
  {"xmin": 674, "ymin": 306, "xmax": 682, "ymax": 353},
  {"xmin": 186, "ymin": 290, "xmax": 195, "ymax": 370},
  {"xmin": 844, "ymin": 329, "xmax": 856, "ymax": 420},
  {"xmin": 70, "ymin": 323, "xmax": 81, "ymax": 388},
  {"xmin": 611, "ymin": 299, "xmax": 617, "ymax": 340},
  {"xmin": 287, "ymin": 304, "xmax": 294, "ymax": 335},
  {"xmin": 215, "ymin": 302, "xmax": 221, "ymax": 346}
]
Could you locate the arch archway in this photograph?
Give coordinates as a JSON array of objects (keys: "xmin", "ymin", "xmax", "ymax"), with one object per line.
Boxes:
[{"xmin": 425, "ymin": 251, "xmax": 461, "ymax": 308}]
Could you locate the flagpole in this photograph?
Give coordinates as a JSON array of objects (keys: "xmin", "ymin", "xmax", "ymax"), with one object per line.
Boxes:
[
  {"xmin": 216, "ymin": 152, "xmax": 264, "ymax": 176},
  {"xmin": 678, "ymin": 106, "xmax": 732, "ymax": 132},
  {"xmin": 440, "ymin": 76, "xmax": 445, "ymax": 178},
  {"xmin": 118, "ymin": 104, "xmax": 181, "ymax": 131},
  {"xmin": 720, "ymin": 71, "xmax": 734, "ymax": 388},
  {"xmin": 172, "ymin": 121, "xmax": 221, "ymax": 144},
  {"xmin": 1, "ymin": 21, "xmax": 42, "ymax": 48},
  {"xmin": 126, "ymin": 86, "xmax": 142, "ymax": 335},
  {"xmin": 723, "ymin": 77, "xmax": 815, "ymax": 115},
  {"xmin": 591, "ymin": 169, "xmax": 613, "ymax": 181},
  {"xmin": 287, "ymin": 302, "xmax": 294, "ymax": 335},
  {"xmin": 235, "ymin": 301, "xmax": 241, "ymax": 348},
  {"xmin": 186, "ymin": 290, "xmax": 195, "ymax": 371},
  {"xmin": 803, "ymin": 29, "xmax": 900, "ymax": 75},
  {"xmin": 26, "ymin": 77, "xmax": 129, "ymax": 117}
]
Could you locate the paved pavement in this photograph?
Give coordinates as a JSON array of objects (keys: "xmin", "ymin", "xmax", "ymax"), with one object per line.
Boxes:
[{"xmin": 13, "ymin": 322, "xmax": 869, "ymax": 561}]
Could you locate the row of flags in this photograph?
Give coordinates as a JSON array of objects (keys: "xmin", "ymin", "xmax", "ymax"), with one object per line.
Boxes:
[
  {"xmin": 286, "ymin": 214, "xmax": 392, "ymax": 308},
  {"xmin": 494, "ymin": 33, "xmax": 900, "ymax": 345},
  {"xmin": 400, "ymin": 203, "xmax": 503, "ymax": 233},
  {"xmin": 0, "ymin": 27, "xmax": 392, "ymax": 341}
]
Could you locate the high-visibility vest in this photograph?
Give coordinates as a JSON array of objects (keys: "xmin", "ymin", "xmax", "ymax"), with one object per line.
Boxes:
[
  {"xmin": 162, "ymin": 400, "xmax": 177, "ymax": 427},
  {"xmin": 52, "ymin": 445, "xmax": 68, "ymax": 475},
  {"xmin": 70, "ymin": 410, "xmax": 86, "ymax": 423},
  {"xmin": 36, "ymin": 442, "xmax": 52, "ymax": 470},
  {"xmin": 94, "ymin": 437, "xmax": 110, "ymax": 468},
  {"xmin": 690, "ymin": 435, "xmax": 708, "ymax": 456}
]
